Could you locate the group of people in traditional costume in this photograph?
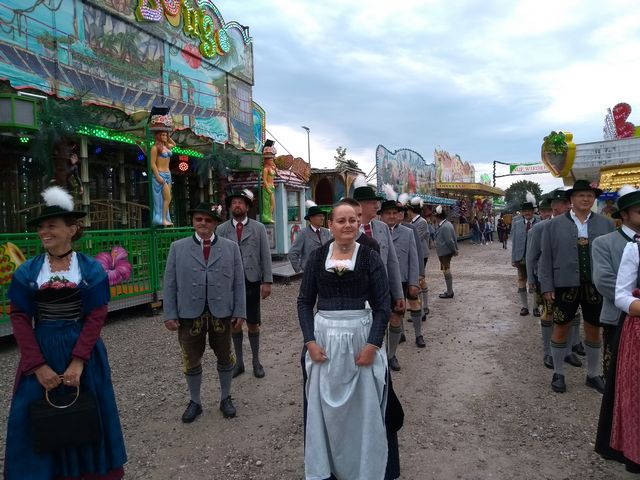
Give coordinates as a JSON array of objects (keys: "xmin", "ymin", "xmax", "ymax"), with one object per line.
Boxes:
[{"xmin": 511, "ymin": 179, "xmax": 640, "ymax": 474}]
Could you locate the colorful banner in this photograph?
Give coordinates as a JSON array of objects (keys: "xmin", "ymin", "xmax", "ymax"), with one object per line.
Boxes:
[
  {"xmin": 509, "ymin": 163, "xmax": 548, "ymax": 174},
  {"xmin": 434, "ymin": 150, "xmax": 475, "ymax": 183},
  {"xmin": 376, "ymin": 145, "xmax": 436, "ymax": 195},
  {"xmin": 0, "ymin": 0, "xmax": 257, "ymax": 150}
]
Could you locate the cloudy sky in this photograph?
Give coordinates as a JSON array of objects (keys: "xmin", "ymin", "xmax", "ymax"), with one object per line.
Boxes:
[{"xmin": 221, "ymin": 0, "xmax": 640, "ymax": 193}]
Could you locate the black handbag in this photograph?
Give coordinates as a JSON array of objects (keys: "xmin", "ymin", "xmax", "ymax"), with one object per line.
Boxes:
[{"xmin": 29, "ymin": 378, "xmax": 102, "ymax": 454}]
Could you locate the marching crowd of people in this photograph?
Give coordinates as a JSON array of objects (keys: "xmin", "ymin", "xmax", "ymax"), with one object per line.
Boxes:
[
  {"xmin": 5, "ymin": 170, "xmax": 640, "ymax": 479},
  {"xmin": 511, "ymin": 180, "xmax": 640, "ymax": 474}
]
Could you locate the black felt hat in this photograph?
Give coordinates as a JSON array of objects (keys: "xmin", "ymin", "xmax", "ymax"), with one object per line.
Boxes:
[
  {"xmin": 188, "ymin": 202, "xmax": 224, "ymax": 222},
  {"xmin": 520, "ymin": 202, "xmax": 535, "ymax": 211},
  {"xmin": 377, "ymin": 200, "xmax": 401, "ymax": 215},
  {"xmin": 539, "ymin": 198, "xmax": 552, "ymax": 210},
  {"xmin": 565, "ymin": 179, "xmax": 603, "ymax": 198},
  {"xmin": 613, "ymin": 186, "xmax": 640, "ymax": 219},
  {"xmin": 353, "ymin": 186, "xmax": 384, "ymax": 202},
  {"xmin": 304, "ymin": 206, "xmax": 324, "ymax": 220},
  {"xmin": 225, "ymin": 189, "xmax": 254, "ymax": 209},
  {"xmin": 27, "ymin": 186, "xmax": 86, "ymax": 227},
  {"xmin": 549, "ymin": 189, "xmax": 570, "ymax": 202}
]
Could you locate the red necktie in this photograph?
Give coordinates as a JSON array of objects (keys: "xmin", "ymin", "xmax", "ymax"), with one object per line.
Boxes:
[
  {"xmin": 364, "ymin": 224, "xmax": 372, "ymax": 237},
  {"xmin": 316, "ymin": 229, "xmax": 321, "ymax": 242},
  {"xmin": 236, "ymin": 222, "xmax": 244, "ymax": 242},
  {"xmin": 526, "ymin": 221, "xmax": 531, "ymax": 233},
  {"xmin": 203, "ymin": 239, "xmax": 211, "ymax": 262}
]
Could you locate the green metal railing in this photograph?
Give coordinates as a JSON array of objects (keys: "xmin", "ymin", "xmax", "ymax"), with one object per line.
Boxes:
[{"xmin": 0, "ymin": 227, "xmax": 192, "ymax": 333}]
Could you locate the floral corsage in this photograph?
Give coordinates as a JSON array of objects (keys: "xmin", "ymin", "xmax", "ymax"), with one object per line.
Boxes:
[{"xmin": 327, "ymin": 259, "xmax": 353, "ymax": 276}]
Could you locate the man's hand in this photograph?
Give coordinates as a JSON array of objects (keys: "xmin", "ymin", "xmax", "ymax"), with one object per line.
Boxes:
[
  {"xmin": 260, "ymin": 283, "xmax": 272, "ymax": 300},
  {"xmin": 62, "ymin": 358, "xmax": 84, "ymax": 387},
  {"xmin": 408, "ymin": 285, "xmax": 419, "ymax": 299},
  {"xmin": 453, "ymin": 250, "xmax": 459, "ymax": 257},
  {"xmin": 394, "ymin": 299, "xmax": 405, "ymax": 312},
  {"xmin": 528, "ymin": 283, "xmax": 536, "ymax": 291},
  {"xmin": 355, "ymin": 344, "xmax": 379, "ymax": 366},
  {"xmin": 232, "ymin": 317, "xmax": 244, "ymax": 328},
  {"xmin": 306, "ymin": 341, "xmax": 328, "ymax": 363},
  {"xmin": 164, "ymin": 319, "xmax": 179, "ymax": 331},
  {"xmin": 34, "ymin": 364, "xmax": 61, "ymax": 391},
  {"xmin": 544, "ymin": 291, "xmax": 555, "ymax": 302}
]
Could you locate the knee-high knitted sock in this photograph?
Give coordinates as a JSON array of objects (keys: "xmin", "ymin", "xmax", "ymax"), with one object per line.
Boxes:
[
  {"xmin": 218, "ymin": 363, "xmax": 234, "ymax": 401},
  {"xmin": 388, "ymin": 325, "xmax": 402, "ymax": 358},
  {"xmin": 551, "ymin": 340, "xmax": 568, "ymax": 376},
  {"xmin": 585, "ymin": 340, "xmax": 602, "ymax": 378},
  {"xmin": 411, "ymin": 310, "xmax": 422, "ymax": 338},
  {"xmin": 444, "ymin": 274, "xmax": 453, "ymax": 294},
  {"xmin": 518, "ymin": 288, "xmax": 529, "ymax": 309},
  {"xmin": 421, "ymin": 288, "xmax": 429, "ymax": 313},
  {"xmin": 232, "ymin": 332, "xmax": 244, "ymax": 366},
  {"xmin": 186, "ymin": 373, "xmax": 202, "ymax": 405},
  {"xmin": 248, "ymin": 331, "xmax": 261, "ymax": 366},
  {"xmin": 541, "ymin": 320, "xmax": 553, "ymax": 356}
]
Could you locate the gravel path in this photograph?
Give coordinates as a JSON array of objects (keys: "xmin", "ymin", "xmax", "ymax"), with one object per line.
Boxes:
[{"xmin": 0, "ymin": 241, "xmax": 635, "ymax": 479}]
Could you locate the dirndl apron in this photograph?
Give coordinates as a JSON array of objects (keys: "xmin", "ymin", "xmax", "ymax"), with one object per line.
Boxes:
[{"xmin": 304, "ymin": 309, "xmax": 388, "ymax": 480}]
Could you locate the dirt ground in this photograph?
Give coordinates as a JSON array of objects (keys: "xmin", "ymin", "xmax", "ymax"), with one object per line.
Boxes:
[{"xmin": 0, "ymin": 241, "xmax": 636, "ymax": 479}]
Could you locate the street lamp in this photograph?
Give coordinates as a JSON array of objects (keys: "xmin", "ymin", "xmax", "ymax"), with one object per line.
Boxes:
[{"xmin": 301, "ymin": 126, "xmax": 311, "ymax": 169}]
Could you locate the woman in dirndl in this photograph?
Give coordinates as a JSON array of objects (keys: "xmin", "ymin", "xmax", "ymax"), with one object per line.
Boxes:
[
  {"xmin": 610, "ymin": 240, "xmax": 640, "ymax": 474},
  {"xmin": 4, "ymin": 186, "xmax": 127, "ymax": 480},
  {"xmin": 297, "ymin": 203, "xmax": 391, "ymax": 480}
]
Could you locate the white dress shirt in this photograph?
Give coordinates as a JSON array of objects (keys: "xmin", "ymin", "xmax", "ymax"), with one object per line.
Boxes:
[
  {"xmin": 194, "ymin": 232, "xmax": 215, "ymax": 251},
  {"xmin": 615, "ymin": 241, "xmax": 640, "ymax": 314},
  {"xmin": 569, "ymin": 210, "xmax": 591, "ymax": 238}
]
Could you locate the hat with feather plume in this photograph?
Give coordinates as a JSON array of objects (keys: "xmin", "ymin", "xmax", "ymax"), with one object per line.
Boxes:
[
  {"xmin": 352, "ymin": 175, "xmax": 383, "ymax": 201},
  {"xmin": 225, "ymin": 188, "xmax": 255, "ymax": 209},
  {"xmin": 304, "ymin": 199, "xmax": 325, "ymax": 220},
  {"xmin": 27, "ymin": 186, "xmax": 86, "ymax": 226},
  {"xmin": 613, "ymin": 185, "xmax": 640, "ymax": 219}
]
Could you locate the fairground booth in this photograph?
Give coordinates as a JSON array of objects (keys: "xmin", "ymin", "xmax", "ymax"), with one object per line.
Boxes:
[
  {"xmin": 376, "ymin": 145, "xmax": 504, "ymax": 238},
  {"xmin": 0, "ymin": 1, "xmax": 285, "ymax": 335},
  {"xmin": 541, "ymin": 102, "xmax": 640, "ymax": 222}
]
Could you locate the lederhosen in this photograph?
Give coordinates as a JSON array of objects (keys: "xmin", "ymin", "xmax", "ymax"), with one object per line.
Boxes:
[
  {"xmin": 178, "ymin": 236, "xmax": 234, "ymax": 375},
  {"xmin": 552, "ymin": 236, "xmax": 602, "ymax": 326}
]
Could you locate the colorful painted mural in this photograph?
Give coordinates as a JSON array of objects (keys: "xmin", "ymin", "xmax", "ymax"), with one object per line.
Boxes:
[
  {"xmin": 376, "ymin": 145, "xmax": 436, "ymax": 195},
  {"xmin": 434, "ymin": 149, "xmax": 476, "ymax": 183},
  {"xmin": 0, "ymin": 0, "xmax": 258, "ymax": 150}
]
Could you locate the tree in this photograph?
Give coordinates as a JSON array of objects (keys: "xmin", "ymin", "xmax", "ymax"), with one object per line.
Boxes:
[
  {"xmin": 334, "ymin": 146, "xmax": 359, "ymax": 170},
  {"xmin": 504, "ymin": 180, "xmax": 542, "ymax": 212}
]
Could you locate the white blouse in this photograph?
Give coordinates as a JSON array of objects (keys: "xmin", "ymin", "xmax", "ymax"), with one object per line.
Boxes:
[
  {"xmin": 37, "ymin": 252, "xmax": 81, "ymax": 288},
  {"xmin": 325, "ymin": 242, "xmax": 360, "ymax": 273},
  {"xmin": 615, "ymin": 242, "xmax": 640, "ymax": 314}
]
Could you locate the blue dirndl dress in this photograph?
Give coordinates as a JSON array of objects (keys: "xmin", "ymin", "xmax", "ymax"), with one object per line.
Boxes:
[{"xmin": 4, "ymin": 253, "xmax": 127, "ymax": 480}]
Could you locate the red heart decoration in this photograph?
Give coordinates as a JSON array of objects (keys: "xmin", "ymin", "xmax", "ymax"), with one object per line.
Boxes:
[{"xmin": 613, "ymin": 102, "xmax": 635, "ymax": 138}]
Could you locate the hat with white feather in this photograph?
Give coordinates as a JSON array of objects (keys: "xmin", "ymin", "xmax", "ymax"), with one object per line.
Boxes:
[
  {"xmin": 434, "ymin": 204, "xmax": 447, "ymax": 218},
  {"xmin": 27, "ymin": 186, "xmax": 86, "ymax": 226},
  {"xmin": 188, "ymin": 202, "xmax": 224, "ymax": 222},
  {"xmin": 225, "ymin": 188, "xmax": 255, "ymax": 209},
  {"xmin": 304, "ymin": 199, "xmax": 325, "ymax": 220},
  {"xmin": 408, "ymin": 195, "xmax": 424, "ymax": 213},
  {"xmin": 613, "ymin": 185, "xmax": 640, "ymax": 219},
  {"xmin": 520, "ymin": 191, "xmax": 537, "ymax": 211},
  {"xmin": 352, "ymin": 175, "xmax": 384, "ymax": 201}
]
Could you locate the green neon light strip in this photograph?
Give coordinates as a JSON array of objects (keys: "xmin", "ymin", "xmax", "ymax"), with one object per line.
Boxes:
[{"xmin": 77, "ymin": 125, "xmax": 204, "ymax": 158}]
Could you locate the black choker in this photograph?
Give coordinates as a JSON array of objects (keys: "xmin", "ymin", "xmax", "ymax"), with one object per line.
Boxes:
[{"xmin": 48, "ymin": 249, "xmax": 73, "ymax": 259}]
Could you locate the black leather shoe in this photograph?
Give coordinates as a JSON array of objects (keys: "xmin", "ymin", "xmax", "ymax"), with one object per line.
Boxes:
[
  {"xmin": 551, "ymin": 373, "xmax": 566, "ymax": 393},
  {"xmin": 219, "ymin": 396, "xmax": 237, "ymax": 418},
  {"xmin": 586, "ymin": 375, "xmax": 605, "ymax": 394},
  {"xmin": 519, "ymin": 307, "xmax": 529, "ymax": 316},
  {"xmin": 564, "ymin": 353, "xmax": 582, "ymax": 367},
  {"xmin": 533, "ymin": 307, "xmax": 541, "ymax": 317},
  {"xmin": 253, "ymin": 363, "xmax": 265, "ymax": 378},
  {"xmin": 232, "ymin": 362, "xmax": 245, "ymax": 378},
  {"xmin": 423, "ymin": 308, "xmax": 429, "ymax": 318},
  {"xmin": 438, "ymin": 292, "xmax": 454, "ymax": 299},
  {"xmin": 543, "ymin": 355, "xmax": 554, "ymax": 369},
  {"xmin": 415, "ymin": 336, "xmax": 426, "ymax": 348},
  {"xmin": 389, "ymin": 356, "xmax": 401, "ymax": 371},
  {"xmin": 399, "ymin": 333, "xmax": 406, "ymax": 344},
  {"xmin": 181, "ymin": 400, "xmax": 202, "ymax": 423},
  {"xmin": 572, "ymin": 342, "xmax": 586, "ymax": 356}
]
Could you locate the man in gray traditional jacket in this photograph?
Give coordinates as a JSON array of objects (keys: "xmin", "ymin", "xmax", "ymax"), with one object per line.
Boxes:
[
  {"xmin": 539, "ymin": 180, "xmax": 615, "ymax": 394},
  {"xmin": 163, "ymin": 203, "xmax": 246, "ymax": 422},
  {"xmin": 512, "ymin": 201, "xmax": 539, "ymax": 316},
  {"xmin": 288, "ymin": 201, "xmax": 332, "ymax": 273},
  {"xmin": 405, "ymin": 196, "xmax": 431, "ymax": 319},
  {"xmin": 592, "ymin": 186, "xmax": 640, "ymax": 378},
  {"xmin": 433, "ymin": 205, "xmax": 458, "ymax": 298}
]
